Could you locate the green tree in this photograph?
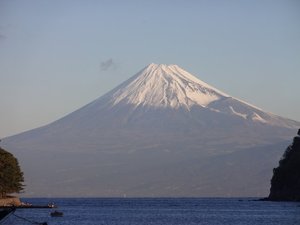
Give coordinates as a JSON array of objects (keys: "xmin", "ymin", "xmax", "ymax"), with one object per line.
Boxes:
[{"xmin": 0, "ymin": 147, "xmax": 24, "ymax": 198}]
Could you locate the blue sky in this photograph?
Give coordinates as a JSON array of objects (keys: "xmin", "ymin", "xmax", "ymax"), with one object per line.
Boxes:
[{"xmin": 0, "ymin": 0, "xmax": 299, "ymax": 138}]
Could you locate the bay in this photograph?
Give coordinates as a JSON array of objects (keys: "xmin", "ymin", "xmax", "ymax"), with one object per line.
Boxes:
[{"xmin": 4, "ymin": 198, "xmax": 300, "ymax": 225}]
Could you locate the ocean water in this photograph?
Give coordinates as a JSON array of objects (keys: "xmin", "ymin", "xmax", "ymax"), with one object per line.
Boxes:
[{"xmin": 3, "ymin": 198, "xmax": 300, "ymax": 225}]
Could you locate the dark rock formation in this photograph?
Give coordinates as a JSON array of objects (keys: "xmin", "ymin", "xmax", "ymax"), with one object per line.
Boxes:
[{"xmin": 268, "ymin": 130, "xmax": 300, "ymax": 201}]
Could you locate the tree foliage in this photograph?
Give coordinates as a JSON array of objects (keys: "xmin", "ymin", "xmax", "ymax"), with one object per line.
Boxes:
[
  {"xmin": 0, "ymin": 147, "xmax": 24, "ymax": 198},
  {"xmin": 268, "ymin": 133, "xmax": 300, "ymax": 201}
]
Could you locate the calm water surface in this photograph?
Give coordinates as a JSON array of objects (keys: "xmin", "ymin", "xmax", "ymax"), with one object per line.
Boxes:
[{"xmin": 4, "ymin": 198, "xmax": 300, "ymax": 225}]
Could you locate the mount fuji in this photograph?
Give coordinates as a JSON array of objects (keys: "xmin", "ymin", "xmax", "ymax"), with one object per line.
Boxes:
[{"xmin": 3, "ymin": 63, "xmax": 299, "ymax": 197}]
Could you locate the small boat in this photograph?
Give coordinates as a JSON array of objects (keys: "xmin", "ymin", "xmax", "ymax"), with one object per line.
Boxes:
[
  {"xmin": 47, "ymin": 203, "xmax": 56, "ymax": 208},
  {"xmin": 50, "ymin": 210, "xmax": 63, "ymax": 217}
]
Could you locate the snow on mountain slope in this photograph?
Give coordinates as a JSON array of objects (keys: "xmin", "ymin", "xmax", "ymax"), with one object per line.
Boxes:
[
  {"xmin": 109, "ymin": 63, "xmax": 228, "ymax": 109},
  {"xmin": 207, "ymin": 96, "xmax": 299, "ymax": 129}
]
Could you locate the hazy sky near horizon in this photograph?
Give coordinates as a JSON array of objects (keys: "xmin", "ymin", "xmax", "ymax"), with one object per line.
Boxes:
[{"xmin": 0, "ymin": 0, "xmax": 299, "ymax": 138}]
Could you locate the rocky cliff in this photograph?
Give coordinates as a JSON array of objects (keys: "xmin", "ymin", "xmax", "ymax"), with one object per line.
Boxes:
[{"xmin": 268, "ymin": 129, "xmax": 300, "ymax": 201}]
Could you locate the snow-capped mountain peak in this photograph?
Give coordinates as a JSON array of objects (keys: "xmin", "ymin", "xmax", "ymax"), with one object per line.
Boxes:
[
  {"xmin": 3, "ymin": 63, "xmax": 300, "ymax": 198},
  {"xmin": 85, "ymin": 63, "xmax": 299, "ymax": 129},
  {"xmin": 110, "ymin": 63, "xmax": 228, "ymax": 109}
]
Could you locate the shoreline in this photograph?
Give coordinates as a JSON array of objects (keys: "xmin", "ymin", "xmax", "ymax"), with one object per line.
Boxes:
[{"xmin": 0, "ymin": 196, "xmax": 21, "ymax": 207}]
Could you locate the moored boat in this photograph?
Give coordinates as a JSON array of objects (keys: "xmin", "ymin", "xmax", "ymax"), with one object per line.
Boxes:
[{"xmin": 50, "ymin": 210, "xmax": 63, "ymax": 217}]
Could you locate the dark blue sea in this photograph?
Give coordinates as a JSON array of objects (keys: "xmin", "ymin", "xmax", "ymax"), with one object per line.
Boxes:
[{"xmin": 3, "ymin": 198, "xmax": 300, "ymax": 225}]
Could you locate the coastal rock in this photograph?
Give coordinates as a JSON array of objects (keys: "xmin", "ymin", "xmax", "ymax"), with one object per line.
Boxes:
[{"xmin": 268, "ymin": 129, "xmax": 300, "ymax": 201}]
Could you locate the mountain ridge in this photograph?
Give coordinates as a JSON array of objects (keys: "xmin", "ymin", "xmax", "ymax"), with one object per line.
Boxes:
[{"xmin": 2, "ymin": 63, "xmax": 300, "ymax": 197}]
